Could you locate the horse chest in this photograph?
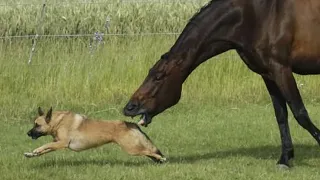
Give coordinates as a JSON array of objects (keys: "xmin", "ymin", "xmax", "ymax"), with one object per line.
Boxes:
[{"xmin": 237, "ymin": 49, "xmax": 269, "ymax": 74}]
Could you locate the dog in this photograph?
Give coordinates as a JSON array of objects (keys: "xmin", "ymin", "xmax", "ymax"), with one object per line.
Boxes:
[{"xmin": 24, "ymin": 107, "xmax": 166, "ymax": 163}]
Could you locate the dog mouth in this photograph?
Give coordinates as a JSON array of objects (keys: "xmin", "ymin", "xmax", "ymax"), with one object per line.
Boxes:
[
  {"xmin": 27, "ymin": 131, "xmax": 45, "ymax": 140},
  {"xmin": 31, "ymin": 136, "xmax": 39, "ymax": 140}
]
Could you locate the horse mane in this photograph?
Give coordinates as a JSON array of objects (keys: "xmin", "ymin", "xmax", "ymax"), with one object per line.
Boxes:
[
  {"xmin": 187, "ymin": 0, "xmax": 218, "ymax": 23},
  {"xmin": 161, "ymin": 0, "xmax": 223, "ymax": 60}
]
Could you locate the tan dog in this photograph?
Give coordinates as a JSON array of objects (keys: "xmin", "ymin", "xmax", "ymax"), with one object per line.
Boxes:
[{"xmin": 24, "ymin": 107, "xmax": 166, "ymax": 163}]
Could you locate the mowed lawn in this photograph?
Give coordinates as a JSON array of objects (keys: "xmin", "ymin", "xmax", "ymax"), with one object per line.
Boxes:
[{"xmin": 1, "ymin": 104, "xmax": 320, "ymax": 180}]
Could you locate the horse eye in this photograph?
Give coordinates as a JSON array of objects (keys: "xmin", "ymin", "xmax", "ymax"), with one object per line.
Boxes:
[{"xmin": 155, "ymin": 73, "xmax": 164, "ymax": 81}]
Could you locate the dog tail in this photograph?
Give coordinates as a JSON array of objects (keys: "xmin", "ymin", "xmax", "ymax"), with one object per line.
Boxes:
[{"xmin": 124, "ymin": 121, "xmax": 152, "ymax": 141}]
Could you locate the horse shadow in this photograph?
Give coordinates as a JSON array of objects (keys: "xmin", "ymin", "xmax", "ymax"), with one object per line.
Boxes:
[
  {"xmin": 34, "ymin": 144, "xmax": 320, "ymax": 168},
  {"xmin": 168, "ymin": 144, "xmax": 320, "ymax": 167}
]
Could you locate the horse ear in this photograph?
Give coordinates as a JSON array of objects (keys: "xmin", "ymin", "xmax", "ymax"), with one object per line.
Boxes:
[
  {"xmin": 38, "ymin": 107, "xmax": 44, "ymax": 116},
  {"xmin": 45, "ymin": 107, "xmax": 53, "ymax": 123}
]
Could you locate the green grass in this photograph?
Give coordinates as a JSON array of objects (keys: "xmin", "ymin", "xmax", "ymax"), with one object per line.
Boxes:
[
  {"xmin": 0, "ymin": 37, "xmax": 264, "ymax": 120},
  {"xmin": 2, "ymin": 1, "xmax": 320, "ymax": 179},
  {"xmin": 1, "ymin": 104, "xmax": 320, "ymax": 180},
  {"xmin": 2, "ymin": 37, "xmax": 320, "ymax": 120},
  {"xmin": 1, "ymin": 38, "xmax": 320, "ymax": 179}
]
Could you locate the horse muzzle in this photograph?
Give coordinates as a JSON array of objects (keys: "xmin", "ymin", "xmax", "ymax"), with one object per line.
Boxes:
[{"xmin": 123, "ymin": 101, "xmax": 153, "ymax": 127}]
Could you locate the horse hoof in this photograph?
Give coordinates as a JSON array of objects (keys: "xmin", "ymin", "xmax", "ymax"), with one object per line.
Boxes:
[{"xmin": 277, "ymin": 164, "xmax": 291, "ymax": 170}]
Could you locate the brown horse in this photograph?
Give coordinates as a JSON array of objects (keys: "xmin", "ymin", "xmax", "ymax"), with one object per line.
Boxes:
[{"xmin": 123, "ymin": 0, "xmax": 320, "ymax": 167}]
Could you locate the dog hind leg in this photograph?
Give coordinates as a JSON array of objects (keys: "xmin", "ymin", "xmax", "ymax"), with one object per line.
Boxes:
[
  {"xmin": 116, "ymin": 124, "xmax": 166, "ymax": 163},
  {"xmin": 146, "ymin": 149, "xmax": 166, "ymax": 164}
]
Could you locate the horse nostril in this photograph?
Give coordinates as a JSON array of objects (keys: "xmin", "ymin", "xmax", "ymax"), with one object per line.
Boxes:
[{"xmin": 126, "ymin": 101, "xmax": 139, "ymax": 111}]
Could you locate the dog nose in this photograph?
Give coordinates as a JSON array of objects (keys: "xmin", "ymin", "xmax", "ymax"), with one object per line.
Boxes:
[
  {"xmin": 123, "ymin": 101, "xmax": 139, "ymax": 115},
  {"xmin": 27, "ymin": 131, "xmax": 32, "ymax": 136}
]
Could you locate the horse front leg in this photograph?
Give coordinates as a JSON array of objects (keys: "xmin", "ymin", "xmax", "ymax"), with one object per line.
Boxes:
[{"xmin": 262, "ymin": 76, "xmax": 294, "ymax": 168}]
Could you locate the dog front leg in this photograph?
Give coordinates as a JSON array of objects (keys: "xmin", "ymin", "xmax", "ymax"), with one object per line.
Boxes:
[{"xmin": 24, "ymin": 141, "xmax": 68, "ymax": 158}]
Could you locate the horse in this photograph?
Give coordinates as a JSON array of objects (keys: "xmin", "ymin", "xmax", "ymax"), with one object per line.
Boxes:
[{"xmin": 123, "ymin": 0, "xmax": 320, "ymax": 168}]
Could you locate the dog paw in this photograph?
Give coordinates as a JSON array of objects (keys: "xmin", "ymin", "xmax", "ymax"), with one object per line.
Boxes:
[
  {"xmin": 154, "ymin": 157, "xmax": 167, "ymax": 164},
  {"xmin": 32, "ymin": 149, "xmax": 42, "ymax": 154},
  {"xmin": 24, "ymin": 152, "xmax": 38, "ymax": 158},
  {"xmin": 159, "ymin": 157, "xmax": 167, "ymax": 163}
]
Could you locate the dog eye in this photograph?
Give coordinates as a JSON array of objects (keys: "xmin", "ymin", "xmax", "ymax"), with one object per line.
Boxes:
[{"xmin": 34, "ymin": 123, "xmax": 40, "ymax": 127}]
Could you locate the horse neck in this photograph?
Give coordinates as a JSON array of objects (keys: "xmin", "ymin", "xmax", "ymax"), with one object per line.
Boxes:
[{"xmin": 167, "ymin": 0, "xmax": 247, "ymax": 77}]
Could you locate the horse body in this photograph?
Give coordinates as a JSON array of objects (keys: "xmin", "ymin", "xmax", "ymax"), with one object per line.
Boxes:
[
  {"xmin": 291, "ymin": 1, "xmax": 320, "ymax": 74},
  {"xmin": 123, "ymin": 0, "xmax": 320, "ymax": 167}
]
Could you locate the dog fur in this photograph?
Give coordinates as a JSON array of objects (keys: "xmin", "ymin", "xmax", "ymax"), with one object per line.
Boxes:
[{"xmin": 25, "ymin": 107, "xmax": 166, "ymax": 163}]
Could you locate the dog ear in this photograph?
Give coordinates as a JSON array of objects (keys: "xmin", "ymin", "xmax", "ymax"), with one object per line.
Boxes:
[
  {"xmin": 38, "ymin": 107, "xmax": 44, "ymax": 116},
  {"xmin": 45, "ymin": 107, "xmax": 53, "ymax": 123}
]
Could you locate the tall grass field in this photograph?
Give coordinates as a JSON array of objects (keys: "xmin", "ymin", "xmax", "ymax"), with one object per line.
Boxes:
[{"xmin": 1, "ymin": 0, "xmax": 320, "ymax": 179}]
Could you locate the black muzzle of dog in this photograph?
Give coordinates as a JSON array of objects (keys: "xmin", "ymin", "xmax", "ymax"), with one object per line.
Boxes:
[{"xmin": 27, "ymin": 129, "xmax": 45, "ymax": 140}]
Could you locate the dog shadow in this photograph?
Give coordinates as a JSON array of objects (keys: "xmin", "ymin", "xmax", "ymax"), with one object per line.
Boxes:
[
  {"xmin": 34, "ymin": 144, "xmax": 320, "ymax": 168},
  {"xmin": 35, "ymin": 158, "xmax": 153, "ymax": 168}
]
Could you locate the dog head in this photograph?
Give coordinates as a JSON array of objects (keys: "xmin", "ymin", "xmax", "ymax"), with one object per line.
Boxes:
[{"xmin": 27, "ymin": 107, "xmax": 53, "ymax": 140}]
